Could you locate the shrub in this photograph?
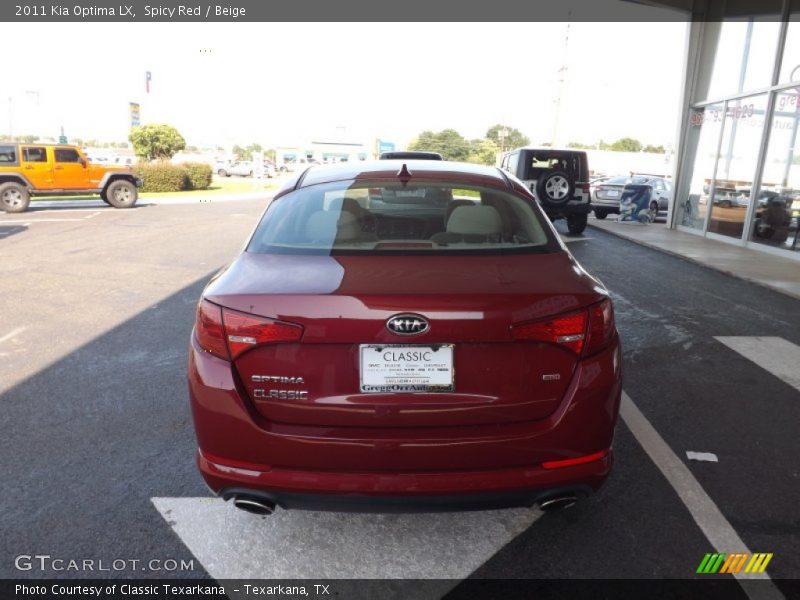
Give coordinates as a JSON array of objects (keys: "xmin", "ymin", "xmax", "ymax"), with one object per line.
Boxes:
[
  {"xmin": 133, "ymin": 162, "xmax": 188, "ymax": 193},
  {"xmin": 181, "ymin": 162, "xmax": 213, "ymax": 190}
]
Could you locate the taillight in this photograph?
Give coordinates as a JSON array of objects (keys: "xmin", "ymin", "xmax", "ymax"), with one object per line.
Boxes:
[
  {"xmin": 580, "ymin": 182, "xmax": 591, "ymax": 194},
  {"xmin": 511, "ymin": 298, "xmax": 615, "ymax": 358},
  {"xmin": 222, "ymin": 308, "xmax": 303, "ymax": 359},
  {"xmin": 585, "ymin": 298, "xmax": 615, "ymax": 356},
  {"xmin": 194, "ymin": 300, "xmax": 303, "ymax": 360},
  {"xmin": 511, "ymin": 310, "xmax": 588, "ymax": 354},
  {"xmin": 195, "ymin": 300, "xmax": 228, "ymax": 360}
]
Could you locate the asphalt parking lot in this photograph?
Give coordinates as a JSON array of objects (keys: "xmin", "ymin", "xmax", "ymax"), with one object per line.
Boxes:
[{"xmin": 1, "ymin": 198, "xmax": 799, "ymax": 598}]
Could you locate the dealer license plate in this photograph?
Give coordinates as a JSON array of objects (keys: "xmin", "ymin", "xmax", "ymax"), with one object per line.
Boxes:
[{"xmin": 359, "ymin": 344, "xmax": 454, "ymax": 393}]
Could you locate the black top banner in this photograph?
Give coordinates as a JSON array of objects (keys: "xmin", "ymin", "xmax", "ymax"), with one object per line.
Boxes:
[{"xmin": 0, "ymin": 0, "xmax": 734, "ymax": 23}]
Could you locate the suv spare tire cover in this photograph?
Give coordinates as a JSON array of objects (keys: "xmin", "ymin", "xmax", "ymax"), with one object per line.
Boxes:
[{"xmin": 536, "ymin": 170, "xmax": 574, "ymax": 206}]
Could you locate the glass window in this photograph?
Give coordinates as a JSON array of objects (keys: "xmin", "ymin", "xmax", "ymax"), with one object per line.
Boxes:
[
  {"xmin": 247, "ymin": 180, "xmax": 557, "ymax": 256},
  {"xmin": 54, "ymin": 148, "xmax": 81, "ymax": 163},
  {"xmin": 779, "ymin": 1, "xmax": 800, "ymax": 84},
  {"xmin": 705, "ymin": 18, "xmax": 782, "ymax": 100},
  {"xmin": 708, "ymin": 94, "xmax": 769, "ymax": 239},
  {"xmin": 677, "ymin": 103, "xmax": 725, "ymax": 230},
  {"xmin": 779, "ymin": 21, "xmax": 800, "ymax": 83},
  {"xmin": 749, "ymin": 87, "xmax": 800, "ymax": 252},
  {"xmin": 507, "ymin": 152, "xmax": 519, "ymax": 176},
  {"xmin": 22, "ymin": 147, "xmax": 47, "ymax": 162},
  {"xmin": 0, "ymin": 145, "xmax": 17, "ymax": 163}
]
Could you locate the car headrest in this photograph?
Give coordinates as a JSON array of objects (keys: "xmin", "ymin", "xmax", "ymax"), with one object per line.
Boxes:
[
  {"xmin": 446, "ymin": 205, "xmax": 503, "ymax": 236},
  {"xmin": 328, "ymin": 197, "xmax": 364, "ymax": 215},
  {"xmin": 305, "ymin": 210, "xmax": 361, "ymax": 242},
  {"xmin": 445, "ymin": 199, "xmax": 476, "ymax": 225}
]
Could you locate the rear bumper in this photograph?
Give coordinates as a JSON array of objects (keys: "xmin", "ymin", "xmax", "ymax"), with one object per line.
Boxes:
[
  {"xmin": 593, "ymin": 198, "xmax": 621, "ymax": 210},
  {"xmin": 188, "ymin": 336, "xmax": 622, "ymax": 507},
  {"xmin": 217, "ymin": 483, "xmax": 597, "ymax": 513},
  {"xmin": 543, "ymin": 202, "xmax": 592, "ymax": 218},
  {"xmin": 200, "ymin": 448, "xmax": 612, "ymax": 509}
]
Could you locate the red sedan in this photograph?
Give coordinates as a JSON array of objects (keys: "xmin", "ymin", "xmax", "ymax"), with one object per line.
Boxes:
[{"xmin": 188, "ymin": 158, "xmax": 622, "ymax": 515}]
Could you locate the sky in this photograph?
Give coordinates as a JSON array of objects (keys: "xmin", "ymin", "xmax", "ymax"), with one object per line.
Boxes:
[{"xmin": 2, "ymin": 17, "xmax": 688, "ymax": 151}]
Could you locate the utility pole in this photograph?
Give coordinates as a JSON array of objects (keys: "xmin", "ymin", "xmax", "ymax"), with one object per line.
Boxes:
[
  {"xmin": 552, "ymin": 14, "xmax": 571, "ymax": 147},
  {"xmin": 7, "ymin": 96, "xmax": 12, "ymax": 140},
  {"xmin": 498, "ymin": 127, "xmax": 509, "ymax": 154}
]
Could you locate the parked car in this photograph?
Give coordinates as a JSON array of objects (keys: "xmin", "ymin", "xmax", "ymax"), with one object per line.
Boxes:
[
  {"xmin": 500, "ymin": 148, "xmax": 592, "ymax": 234},
  {"xmin": 188, "ymin": 158, "xmax": 621, "ymax": 515},
  {"xmin": 262, "ymin": 162, "xmax": 277, "ymax": 178},
  {"xmin": 279, "ymin": 158, "xmax": 312, "ymax": 172},
  {"xmin": 380, "ymin": 150, "xmax": 443, "ymax": 160},
  {"xmin": 593, "ymin": 175, "xmax": 672, "ymax": 221},
  {"xmin": 216, "ymin": 160, "xmax": 254, "ymax": 177},
  {"xmin": 0, "ymin": 143, "xmax": 142, "ymax": 213}
]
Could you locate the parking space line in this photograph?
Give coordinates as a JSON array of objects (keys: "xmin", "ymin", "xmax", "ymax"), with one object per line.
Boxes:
[
  {"xmin": 152, "ymin": 497, "xmax": 543, "ymax": 583},
  {"xmin": 0, "ymin": 326, "xmax": 26, "ymax": 346},
  {"xmin": 0, "ymin": 211, "xmax": 103, "ymax": 224},
  {"xmin": 715, "ymin": 337, "xmax": 800, "ymax": 393},
  {"xmin": 621, "ymin": 392, "xmax": 784, "ymax": 599}
]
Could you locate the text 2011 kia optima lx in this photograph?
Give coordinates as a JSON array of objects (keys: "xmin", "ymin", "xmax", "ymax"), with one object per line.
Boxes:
[{"xmin": 188, "ymin": 159, "xmax": 622, "ymax": 515}]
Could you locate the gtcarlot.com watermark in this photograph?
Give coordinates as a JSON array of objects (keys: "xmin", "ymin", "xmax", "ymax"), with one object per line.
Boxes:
[{"xmin": 15, "ymin": 554, "xmax": 195, "ymax": 572}]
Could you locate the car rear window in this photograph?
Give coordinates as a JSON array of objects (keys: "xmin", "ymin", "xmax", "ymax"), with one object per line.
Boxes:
[{"xmin": 248, "ymin": 180, "xmax": 559, "ymax": 256}]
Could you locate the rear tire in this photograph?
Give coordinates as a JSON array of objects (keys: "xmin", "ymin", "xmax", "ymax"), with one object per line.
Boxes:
[
  {"xmin": 566, "ymin": 213, "xmax": 588, "ymax": 235},
  {"xmin": 0, "ymin": 182, "xmax": 31, "ymax": 213},
  {"xmin": 218, "ymin": 169, "xmax": 229, "ymax": 177},
  {"xmin": 648, "ymin": 202, "xmax": 659, "ymax": 222},
  {"xmin": 104, "ymin": 180, "xmax": 138, "ymax": 209},
  {"xmin": 594, "ymin": 209, "xmax": 608, "ymax": 220}
]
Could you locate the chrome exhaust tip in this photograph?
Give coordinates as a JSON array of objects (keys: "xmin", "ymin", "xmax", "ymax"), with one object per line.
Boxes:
[
  {"xmin": 233, "ymin": 496, "xmax": 276, "ymax": 516},
  {"xmin": 538, "ymin": 495, "xmax": 578, "ymax": 512}
]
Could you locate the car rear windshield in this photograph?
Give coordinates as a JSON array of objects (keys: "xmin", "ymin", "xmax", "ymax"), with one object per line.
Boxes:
[{"xmin": 247, "ymin": 180, "xmax": 560, "ymax": 256}]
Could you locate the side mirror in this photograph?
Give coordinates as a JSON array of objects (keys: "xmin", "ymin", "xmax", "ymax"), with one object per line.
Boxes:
[{"xmin": 79, "ymin": 157, "xmax": 87, "ymax": 168}]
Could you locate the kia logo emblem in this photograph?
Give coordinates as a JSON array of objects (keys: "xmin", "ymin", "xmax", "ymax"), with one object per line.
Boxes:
[{"xmin": 386, "ymin": 314, "xmax": 429, "ymax": 336}]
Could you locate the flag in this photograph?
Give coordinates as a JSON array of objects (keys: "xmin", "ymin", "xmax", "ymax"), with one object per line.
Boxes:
[{"xmin": 145, "ymin": 71, "xmax": 152, "ymax": 94}]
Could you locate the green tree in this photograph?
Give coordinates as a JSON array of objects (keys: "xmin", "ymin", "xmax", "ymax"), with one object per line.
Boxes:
[
  {"xmin": 231, "ymin": 144, "xmax": 246, "ymax": 159},
  {"xmin": 408, "ymin": 129, "xmax": 470, "ymax": 162},
  {"xmin": 467, "ymin": 138, "xmax": 500, "ymax": 166},
  {"xmin": 18, "ymin": 135, "xmax": 39, "ymax": 144},
  {"xmin": 485, "ymin": 124, "xmax": 530, "ymax": 152},
  {"xmin": 129, "ymin": 124, "xmax": 186, "ymax": 161},
  {"xmin": 610, "ymin": 137, "xmax": 642, "ymax": 152},
  {"xmin": 643, "ymin": 144, "xmax": 666, "ymax": 154},
  {"xmin": 567, "ymin": 141, "xmax": 596, "ymax": 150}
]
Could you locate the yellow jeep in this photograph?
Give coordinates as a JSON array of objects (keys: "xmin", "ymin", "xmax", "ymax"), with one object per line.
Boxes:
[{"xmin": 0, "ymin": 143, "xmax": 143, "ymax": 213}]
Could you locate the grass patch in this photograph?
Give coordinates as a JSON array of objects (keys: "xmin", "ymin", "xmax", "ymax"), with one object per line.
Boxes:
[{"xmin": 31, "ymin": 176, "xmax": 280, "ymax": 202}]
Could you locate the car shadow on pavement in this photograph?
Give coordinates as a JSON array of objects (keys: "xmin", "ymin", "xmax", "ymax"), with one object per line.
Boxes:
[
  {"xmin": 0, "ymin": 224, "xmax": 28, "ymax": 239},
  {"xmin": 0, "ymin": 272, "xmax": 216, "ymax": 579}
]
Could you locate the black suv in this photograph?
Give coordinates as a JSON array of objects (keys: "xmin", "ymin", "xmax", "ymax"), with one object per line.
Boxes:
[{"xmin": 500, "ymin": 148, "xmax": 592, "ymax": 234}]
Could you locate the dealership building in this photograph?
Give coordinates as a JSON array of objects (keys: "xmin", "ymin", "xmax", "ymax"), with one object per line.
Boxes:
[{"xmin": 663, "ymin": 0, "xmax": 800, "ymax": 260}]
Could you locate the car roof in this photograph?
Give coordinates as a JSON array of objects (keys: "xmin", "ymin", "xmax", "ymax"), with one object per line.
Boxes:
[
  {"xmin": 294, "ymin": 160, "xmax": 513, "ymax": 191},
  {"xmin": 507, "ymin": 146, "xmax": 587, "ymax": 155},
  {"xmin": 3, "ymin": 142, "xmax": 80, "ymax": 147}
]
